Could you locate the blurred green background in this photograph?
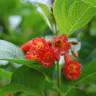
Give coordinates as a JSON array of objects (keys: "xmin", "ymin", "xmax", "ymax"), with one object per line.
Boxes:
[{"xmin": 0, "ymin": 0, "xmax": 96, "ymax": 96}]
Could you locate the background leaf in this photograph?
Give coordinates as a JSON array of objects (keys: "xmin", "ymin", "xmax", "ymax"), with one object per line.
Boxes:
[
  {"xmin": 0, "ymin": 40, "xmax": 25, "ymax": 59},
  {"xmin": 0, "ymin": 68, "xmax": 12, "ymax": 87},
  {"xmin": 53, "ymin": 0, "xmax": 96, "ymax": 35},
  {"xmin": 0, "ymin": 0, "xmax": 20, "ymax": 15}
]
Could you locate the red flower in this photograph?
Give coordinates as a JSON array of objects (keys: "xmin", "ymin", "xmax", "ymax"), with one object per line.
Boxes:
[
  {"xmin": 64, "ymin": 53, "xmax": 72, "ymax": 63},
  {"xmin": 60, "ymin": 34, "xmax": 68, "ymax": 42},
  {"xmin": 21, "ymin": 40, "xmax": 32, "ymax": 52},
  {"xmin": 52, "ymin": 47, "xmax": 60, "ymax": 60},
  {"xmin": 38, "ymin": 48, "xmax": 56, "ymax": 67},
  {"xmin": 61, "ymin": 42, "xmax": 71, "ymax": 54},
  {"xmin": 21, "ymin": 37, "xmax": 49, "ymax": 52},
  {"xmin": 30, "ymin": 37, "xmax": 49, "ymax": 51},
  {"xmin": 47, "ymin": 41, "xmax": 52, "ymax": 47},
  {"xmin": 53, "ymin": 35, "xmax": 71, "ymax": 55},
  {"xmin": 64, "ymin": 60, "xmax": 81, "ymax": 80},
  {"xmin": 26, "ymin": 50, "xmax": 38, "ymax": 61}
]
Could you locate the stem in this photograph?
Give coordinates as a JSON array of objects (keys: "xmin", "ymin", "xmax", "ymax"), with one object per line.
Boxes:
[
  {"xmin": 53, "ymin": 12, "xmax": 61, "ymax": 95},
  {"xmin": 56, "ymin": 62, "xmax": 61, "ymax": 96}
]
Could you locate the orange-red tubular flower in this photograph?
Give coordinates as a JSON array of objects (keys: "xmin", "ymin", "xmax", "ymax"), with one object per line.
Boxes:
[
  {"xmin": 60, "ymin": 34, "xmax": 68, "ymax": 42},
  {"xmin": 64, "ymin": 60, "xmax": 81, "ymax": 80},
  {"xmin": 53, "ymin": 35, "xmax": 71, "ymax": 55},
  {"xmin": 30, "ymin": 37, "xmax": 49, "ymax": 51},
  {"xmin": 38, "ymin": 48, "xmax": 56, "ymax": 68},
  {"xmin": 26, "ymin": 50, "xmax": 38, "ymax": 61},
  {"xmin": 21, "ymin": 40, "xmax": 32, "ymax": 52},
  {"xmin": 64, "ymin": 53, "xmax": 81, "ymax": 80},
  {"xmin": 64, "ymin": 53, "xmax": 72, "ymax": 63},
  {"xmin": 21, "ymin": 37, "xmax": 49, "ymax": 53}
]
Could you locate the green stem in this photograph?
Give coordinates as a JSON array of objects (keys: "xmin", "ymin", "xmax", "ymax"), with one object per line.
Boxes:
[{"xmin": 56, "ymin": 62, "xmax": 61, "ymax": 96}]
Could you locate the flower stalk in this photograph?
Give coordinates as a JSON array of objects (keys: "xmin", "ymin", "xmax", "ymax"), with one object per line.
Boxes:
[{"xmin": 56, "ymin": 61, "xmax": 61, "ymax": 96}]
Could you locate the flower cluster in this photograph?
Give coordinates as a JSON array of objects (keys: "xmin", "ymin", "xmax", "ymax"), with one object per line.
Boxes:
[{"xmin": 21, "ymin": 35, "xmax": 81, "ymax": 80}]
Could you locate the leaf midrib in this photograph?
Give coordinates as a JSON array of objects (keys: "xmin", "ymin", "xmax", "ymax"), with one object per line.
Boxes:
[
  {"xmin": 81, "ymin": 0, "xmax": 96, "ymax": 7},
  {"xmin": 68, "ymin": 5, "xmax": 91, "ymax": 33}
]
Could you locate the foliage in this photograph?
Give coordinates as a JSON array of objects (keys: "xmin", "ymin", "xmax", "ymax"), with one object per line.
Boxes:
[{"xmin": 0, "ymin": 0, "xmax": 96, "ymax": 96}]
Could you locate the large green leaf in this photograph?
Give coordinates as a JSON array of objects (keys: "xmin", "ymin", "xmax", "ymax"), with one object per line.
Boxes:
[
  {"xmin": 0, "ymin": 66, "xmax": 53, "ymax": 96},
  {"xmin": 0, "ymin": 40, "xmax": 25, "ymax": 59},
  {"xmin": 11, "ymin": 66, "xmax": 47, "ymax": 90},
  {"xmin": 53, "ymin": 0, "xmax": 96, "ymax": 35}
]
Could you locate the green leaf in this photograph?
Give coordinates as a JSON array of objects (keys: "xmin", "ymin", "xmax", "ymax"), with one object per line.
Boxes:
[
  {"xmin": 0, "ymin": 0, "xmax": 20, "ymax": 15},
  {"xmin": 11, "ymin": 66, "xmax": 46, "ymax": 90},
  {"xmin": 1, "ymin": 66, "xmax": 51, "ymax": 95},
  {"xmin": 0, "ymin": 85, "xmax": 21, "ymax": 96},
  {"xmin": 0, "ymin": 58, "xmax": 41, "ymax": 70},
  {"xmin": 0, "ymin": 84, "xmax": 40, "ymax": 96},
  {"xmin": 0, "ymin": 66, "xmax": 54, "ymax": 96},
  {"xmin": 21, "ymin": 13, "xmax": 47, "ymax": 38},
  {"xmin": 85, "ymin": 84, "xmax": 96, "ymax": 94},
  {"xmin": 53, "ymin": 0, "xmax": 96, "ymax": 35},
  {"xmin": 90, "ymin": 19, "xmax": 96, "ymax": 35},
  {"xmin": 0, "ymin": 40, "xmax": 25, "ymax": 59},
  {"xmin": 20, "ymin": 3, "xmax": 47, "ymax": 38},
  {"xmin": 82, "ymin": 0, "xmax": 96, "ymax": 7},
  {"xmin": 77, "ymin": 59, "xmax": 96, "ymax": 84},
  {"xmin": 39, "ymin": 3, "xmax": 56, "ymax": 33},
  {"xmin": 63, "ymin": 89, "xmax": 83, "ymax": 96},
  {"xmin": 0, "ymin": 68, "xmax": 12, "ymax": 87}
]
